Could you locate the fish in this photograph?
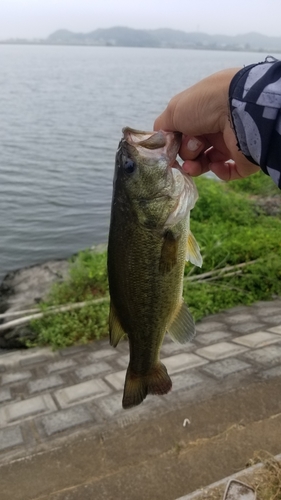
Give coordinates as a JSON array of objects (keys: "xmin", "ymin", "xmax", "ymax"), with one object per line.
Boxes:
[{"xmin": 107, "ymin": 127, "xmax": 202, "ymax": 409}]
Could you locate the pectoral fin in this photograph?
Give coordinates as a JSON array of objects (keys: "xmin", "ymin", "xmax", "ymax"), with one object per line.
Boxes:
[
  {"xmin": 109, "ymin": 303, "xmax": 126, "ymax": 347},
  {"xmin": 159, "ymin": 230, "xmax": 179, "ymax": 274},
  {"xmin": 186, "ymin": 231, "xmax": 203, "ymax": 268},
  {"xmin": 168, "ymin": 300, "xmax": 195, "ymax": 344}
]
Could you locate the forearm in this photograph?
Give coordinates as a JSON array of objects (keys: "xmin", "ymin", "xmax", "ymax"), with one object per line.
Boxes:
[{"xmin": 229, "ymin": 57, "xmax": 281, "ymax": 188}]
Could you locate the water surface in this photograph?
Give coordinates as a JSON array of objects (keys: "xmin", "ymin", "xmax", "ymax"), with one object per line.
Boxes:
[{"xmin": 0, "ymin": 45, "xmax": 268, "ymax": 281}]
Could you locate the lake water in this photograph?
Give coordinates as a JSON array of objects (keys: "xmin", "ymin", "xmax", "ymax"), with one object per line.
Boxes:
[{"xmin": 0, "ymin": 45, "xmax": 270, "ymax": 282}]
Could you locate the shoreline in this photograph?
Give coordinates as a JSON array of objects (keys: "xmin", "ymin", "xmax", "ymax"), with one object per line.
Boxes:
[
  {"xmin": 0, "ymin": 258, "xmax": 70, "ymax": 349},
  {"xmin": 0, "ymin": 244, "xmax": 107, "ymax": 349}
]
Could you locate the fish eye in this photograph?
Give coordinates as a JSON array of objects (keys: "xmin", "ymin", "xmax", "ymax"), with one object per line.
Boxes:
[{"xmin": 123, "ymin": 158, "xmax": 136, "ymax": 174}]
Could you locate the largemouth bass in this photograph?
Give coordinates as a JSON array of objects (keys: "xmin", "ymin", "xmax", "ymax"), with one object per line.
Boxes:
[{"xmin": 107, "ymin": 127, "xmax": 202, "ymax": 409}]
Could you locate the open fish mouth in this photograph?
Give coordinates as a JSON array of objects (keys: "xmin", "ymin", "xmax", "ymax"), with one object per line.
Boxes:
[{"xmin": 122, "ymin": 127, "xmax": 182, "ymax": 164}]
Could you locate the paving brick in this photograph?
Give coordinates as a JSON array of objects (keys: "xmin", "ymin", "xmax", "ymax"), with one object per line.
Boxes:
[
  {"xmin": 97, "ymin": 393, "xmax": 124, "ymax": 417},
  {"xmin": 20, "ymin": 355, "xmax": 49, "ymax": 367},
  {"xmin": 161, "ymin": 342, "xmax": 194, "ymax": 356},
  {"xmin": 242, "ymin": 345, "xmax": 281, "ymax": 367},
  {"xmin": 163, "ymin": 353, "xmax": 208, "ymax": 374},
  {"xmin": 194, "ymin": 322, "xmax": 225, "ymax": 333},
  {"xmin": 87, "ymin": 349, "xmax": 116, "ymax": 361},
  {"xmin": 196, "ymin": 342, "xmax": 248, "ymax": 361},
  {"xmin": 1, "ymin": 371, "xmax": 32, "ymax": 385},
  {"xmin": 0, "ymin": 348, "xmax": 55, "ymax": 369},
  {"xmin": 230, "ymin": 322, "xmax": 264, "ymax": 334},
  {"xmin": 59, "ymin": 345, "xmax": 90, "ymax": 357},
  {"xmin": 256, "ymin": 306, "xmax": 281, "ymax": 317},
  {"xmin": 224, "ymin": 314, "xmax": 256, "ymax": 324},
  {"xmin": 171, "ymin": 371, "xmax": 204, "ymax": 391},
  {"xmin": 105, "ymin": 371, "xmax": 126, "ymax": 391},
  {"xmin": 39, "ymin": 407, "xmax": 93, "ymax": 436},
  {"xmin": 268, "ymin": 325, "xmax": 281, "ymax": 335},
  {"xmin": 253, "ymin": 300, "xmax": 281, "ymax": 309},
  {"xmin": 0, "ymin": 388, "xmax": 12, "ymax": 403},
  {"xmin": 196, "ymin": 331, "xmax": 232, "ymax": 345},
  {"xmin": 262, "ymin": 315, "xmax": 281, "ymax": 325},
  {"xmin": 116, "ymin": 355, "xmax": 129, "ymax": 368},
  {"xmin": 75, "ymin": 362, "xmax": 111, "ymax": 380},
  {"xmin": 233, "ymin": 331, "xmax": 281, "ymax": 349},
  {"xmin": 96, "ymin": 391, "xmax": 167, "ymax": 419},
  {"xmin": 225, "ymin": 305, "xmax": 251, "ymax": 315},
  {"xmin": 55, "ymin": 379, "xmax": 111, "ymax": 408},
  {"xmin": 28, "ymin": 375, "xmax": 64, "ymax": 394},
  {"xmin": 0, "ymin": 394, "xmax": 57, "ymax": 427},
  {"xmin": 46, "ymin": 359, "xmax": 77, "ymax": 373},
  {"xmin": 260, "ymin": 365, "xmax": 281, "ymax": 379},
  {"xmin": 201, "ymin": 358, "xmax": 252, "ymax": 379},
  {"xmin": 0, "ymin": 426, "xmax": 24, "ymax": 451}
]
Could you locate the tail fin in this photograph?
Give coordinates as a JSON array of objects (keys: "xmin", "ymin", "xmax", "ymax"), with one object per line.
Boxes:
[{"xmin": 122, "ymin": 362, "xmax": 172, "ymax": 409}]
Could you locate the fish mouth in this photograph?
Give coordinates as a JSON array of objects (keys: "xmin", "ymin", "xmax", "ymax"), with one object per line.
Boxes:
[{"xmin": 122, "ymin": 127, "xmax": 182, "ymax": 165}]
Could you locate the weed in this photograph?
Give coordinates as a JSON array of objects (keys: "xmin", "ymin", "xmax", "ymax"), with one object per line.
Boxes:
[{"xmin": 28, "ymin": 172, "xmax": 281, "ymax": 349}]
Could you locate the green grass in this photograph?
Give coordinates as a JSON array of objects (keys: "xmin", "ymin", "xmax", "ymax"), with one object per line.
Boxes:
[{"xmin": 28, "ymin": 171, "xmax": 281, "ymax": 349}]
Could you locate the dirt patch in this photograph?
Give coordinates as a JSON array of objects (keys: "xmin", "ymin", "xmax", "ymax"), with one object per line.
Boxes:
[{"xmin": 254, "ymin": 195, "xmax": 281, "ymax": 216}]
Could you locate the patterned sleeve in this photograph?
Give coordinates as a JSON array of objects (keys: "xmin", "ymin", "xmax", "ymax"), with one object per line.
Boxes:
[{"xmin": 229, "ymin": 57, "xmax": 281, "ymax": 188}]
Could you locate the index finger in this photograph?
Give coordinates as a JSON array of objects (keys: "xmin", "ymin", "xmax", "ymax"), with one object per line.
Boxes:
[{"xmin": 153, "ymin": 105, "xmax": 175, "ymax": 132}]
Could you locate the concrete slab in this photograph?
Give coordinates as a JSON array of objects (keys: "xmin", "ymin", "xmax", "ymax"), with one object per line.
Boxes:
[
  {"xmin": 202, "ymin": 358, "xmax": 251, "ymax": 379},
  {"xmin": 28, "ymin": 375, "xmax": 64, "ymax": 394},
  {"xmin": 39, "ymin": 407, "xmax": 94, "ymax": 436},
  {"xmin": 75, "ymin": 361, "xmax": 111, "ymax": 379},
  {"xmin": 196, "ymin": 342, "xmax": 248, "ymax": 360},
  {"xmin": 233, "ymin": 331, "xmax": 281, "ymax": 348},
  {"xmin": 0, "ymin": 300, "xmax": 280, "ymax": 500},
  {"xmin": 54, "ymin": 379, "xmax": 112, "ymax": 408},
  {"xmin": 0, "ymin": 394, "xmax": 57, "ymax": 427},
  {"xmin": 1, "ymin": 376, "xmax": 281, "ymax": 500},
  {"xmin": 163, "ymin": 353, "xmax": 208, "ymax": 373}
]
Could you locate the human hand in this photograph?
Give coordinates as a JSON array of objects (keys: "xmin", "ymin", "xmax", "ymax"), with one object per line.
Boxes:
[{"xmin": 154, "ymin": 69, "xmax": 260, "ymax": 181}]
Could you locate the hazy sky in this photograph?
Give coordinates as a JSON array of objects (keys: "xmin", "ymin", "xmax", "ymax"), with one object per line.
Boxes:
[{"xmin": 1, "ymin": 0, "xmax": 281, "ymax": 40}]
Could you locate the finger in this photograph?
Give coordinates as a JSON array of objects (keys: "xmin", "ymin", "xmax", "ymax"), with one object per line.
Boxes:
[
  {"xmin": 154, "ymin": 99, "xmax": 177, "ymax": 131},
  {"xmin": 179, "ymin": 135, "xmax": 206, "ymax": 160},
  {"xmin": 206, "ymin": 147, "xmax": 231, "ymax": 164},
  {"xmin": 209, "ymin": 161, "xmax": 238, "ymax": 181},
  {"xmin": 181, "ymin": 156, "xmax": 210, "ymax": 177},
  {"xmin": 210, "ymin": 161, "xmax": 260, "ymax": 181}
]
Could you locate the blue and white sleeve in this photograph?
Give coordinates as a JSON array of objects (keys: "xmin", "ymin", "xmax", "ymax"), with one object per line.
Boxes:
[{"xmin": 229, "ymin": 57, "xmax": 281, "ymax": 189}]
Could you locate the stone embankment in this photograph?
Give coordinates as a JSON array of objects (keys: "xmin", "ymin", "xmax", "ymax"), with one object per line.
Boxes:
[
  {"xmin": 0, "ymin": 244, "xmax": 107, "ymax": 349},
  {"xmin": 0, "ymin": 259, "xmax": 70, "ymax": 349}
]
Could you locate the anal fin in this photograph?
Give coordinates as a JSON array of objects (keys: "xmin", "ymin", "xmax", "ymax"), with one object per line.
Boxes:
[
  {"xmin": 167, "ymin": 300, "xmax": 195, "ymax": 344},
  {"xmin": 109, "ymin": 302, "xmax": 126, "ymax": 347}
]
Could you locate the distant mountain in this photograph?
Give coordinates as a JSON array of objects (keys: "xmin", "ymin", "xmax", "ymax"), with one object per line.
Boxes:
[
  {"xmin": 45, "ymin": 27, "xmax": 281, "ymax": 52},
  {"xmin": 2, "ymin": 27, "xmax": 281, "ymax": 52}
]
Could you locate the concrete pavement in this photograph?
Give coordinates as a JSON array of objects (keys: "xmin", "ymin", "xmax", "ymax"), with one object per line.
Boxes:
[{"xmin": 0, "ymin": 298, "xmax": 281, "ymax": 499}]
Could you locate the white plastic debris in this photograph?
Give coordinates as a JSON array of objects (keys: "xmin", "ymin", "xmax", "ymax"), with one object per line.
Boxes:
[
  {"xmin": 223, "ymin": 479, "xmax": 256, "ymax": 500},
  {"xmin": 183, "ymin": 418, "xmax": 191, "ymax": 427}
]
